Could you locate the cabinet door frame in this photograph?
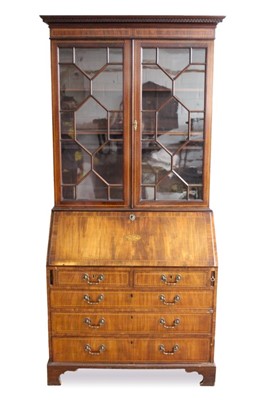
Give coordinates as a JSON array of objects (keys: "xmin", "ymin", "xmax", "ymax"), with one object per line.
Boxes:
[
  {"xmin": 132, "ymin": 40, "xmax": 214, "ymax": 209},
  {"xmin": 51, "ymin": 40, "xmax": 132, "ymax": 208}
]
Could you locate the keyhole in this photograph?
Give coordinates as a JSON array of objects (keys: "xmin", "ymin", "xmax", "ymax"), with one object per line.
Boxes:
[{"xmin": 129, "ymin": 214, "xmax": 136, "ymax": 221}]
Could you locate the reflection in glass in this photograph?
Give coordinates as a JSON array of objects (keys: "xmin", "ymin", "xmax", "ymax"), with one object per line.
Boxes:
[
  {"xmin": 142, "ymin": 142, "xmax": 171, "ymax": 185},
  {"xmin": 109, "ymin": 111, "xmax": 123, "ymax": 136},
  {"xmin": 142, "ymin": 66, "xmax": 172, "ymax": 110},
  {"xmin": 60, "ymin": 65, "xmax": 90, "ymax": 110},
  {"xmin": 109, "ymin": 48, "xmax": 123, "ymax": 63},
  {"xmin": 94, "ymin": 142, "xmax": 123, "ymax": 184},
  {"xmin": 142, "ymin": 112, "xmax": 156, "ymax": 138},
  {"xmin": 76, "ymin": 97, "xmax": 108, "ymax": 151},
  {"xmin": 157, "ymin": 174, "xmax": 188, "ymax": 200},
  {"xmin": 190, "ymin": 112, "xmax": 204, "ymax": 139},
  {"xmin": 191, "ymin": 48, "xmax": 206, "ymax": 64},
  {"xmin": 93, "ymin": 65, "xmax": 123, "ymax": 110},
  {"xmin": 61, "ymin": 142, "xmax": 91, "ymax": 188},
  {"xmin": 141, "ymin": 46, "xmax": 206, "ymax": 202},
  {"xmin": 59, "ymin": 46, "xmax": 125, "ymax": 202},
  {"xmin": 142, "ymin": 186, "xmax": 155, "ymax": 200},
  {"xmin": 76, "ymin": 173, "xmax": 108, "ymax": 200},
  {"xmin": 174, "ymin": 65, "xmax": 205, "ymax": 111},
  {"xmin": 159, "ymin": 48, "xmax": 190, "ymax": 77},
  {"xmin": 173, "ymin": 144, "xmax": 203, "ymax": 185},
  {"xmin": 75, "ymin": 48, "xmax": 107, "ymax": 78},
  {"xmin": 142, "ymin": 48, "xmax": 156, "ymax": 64},
  {"xmin": 110, "ymin": 187, "xmax": 123, "ymax": 200},
  {"xmin": 61, "ymin": 112, "xmax": 75, "ymax": 139},
  {"xmin": 59, "ymin": 48, "xmax": 73, "ymax": 63}
]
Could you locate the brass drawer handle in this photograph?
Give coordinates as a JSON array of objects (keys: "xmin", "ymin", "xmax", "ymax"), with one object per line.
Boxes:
[
  {"xmin": 159, "ymin": 344, "xmax": 179, "ymax": 355},
  {"xmin": 84, "ymin": 317, "xmax": 105, "ymax": 328},
  {"xmin": 159, "ymin": 317, "xmax": 180, "ymax": 329},
  {"xmin": 83, "ymin": 273, "xmax": 105, "ymax": 285},
  {"xmin": 161, "ymin": 274, "xmax": 181, "ymax": 285},
  {"xmin": 83, "ymin": 294, "xmax": 104, "ymax": 305},
  {"xmin": 84, "ymin": 344, "xmax": 106, "ymax": 355},
  {"xmin": 159, "ymin": 294, "xmax": 180, "ymax": 305}
]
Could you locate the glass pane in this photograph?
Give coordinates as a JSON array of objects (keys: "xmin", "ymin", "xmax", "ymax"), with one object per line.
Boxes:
[
  {"xmin": 174, "ymin": 65, "xmax": 205, "ymax": 111},
  {"xmin": 110, "ymin": 187, "xmax": 123, "ymax": 200},
  {"xmin": 158, "ymin": 48, "xmax": 190, "ymax": 77},
  {"xmin": 61, "ymin": 112, "xmax": 75, "ymax": 139},
  {"xmin": 142, "ymin": 66, "xmax": 172, "ymax": 110},
  {"xmin": 59, "ymin": 48, "xmax": 73, "ymax": 63},
  {"xmin": 76, "ymin": 97, "xmax": 108, "ymax": 150},
  {"xmin": 189, "ymin": 186, "xmax": 203, "ymax": 200},
  {"xmin": 142, "ymin": 142, "xmax": 171, "ymax": 178},
  {"xmin": 157, "ymin": 99, "xmax": 188, "ymax": 153},
  {"xmin": 142, "ymin": 48, "xmax": 156, "ymax": 64},
  {"xmin": 190, "ymin": 112, "xmax": 204, "ymax": 139},
  {"xmin": 110, "ymin": 111, "xmax": 123, "ymax": 136},
  {"xmin": 94, "ymin": 142, "xmax": 123, "ymax": 184},
  {"xmin": 157, "ymin": 174, "xmax": 188, "ymax": 200},
  {"xmin": 142, "ymin": 112, "xmax": 156, "ymax": 138},
  {"xmin": 93, "ymin": 65, "xmax": 123, "ymax": 110},
  {"xmin": 142, "ymin": 186, "xmax": 155, "ymax": 200},
  {"xmin": 109, "ymin": 48, "xmax": 123, "ymax": 63},
  {"xmin": 192, "ymin": 48, "xmax": 206, "ymax": 64},
  {"xmin": 76, "ymin": 173, "xmax": 108, "ymax": 200},
  {"xmin": 61, "ymin": 142, "xmax": 91, "ymax": 185},
  {"xmin": 173, "ymin": 144, "xmax": 203, "ymax": 186},
  {"xmin": 75, "ymin": 48, "xmax": 107, "ymax": 78},
  {"xmin": 60, "ymin": 65, "xmax": 90, "ymax": 110}
]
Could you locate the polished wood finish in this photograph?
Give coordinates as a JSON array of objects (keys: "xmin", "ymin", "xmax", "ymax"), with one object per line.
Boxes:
[
  {"xmin": 42, "ymin": 15, "xmax": 223, "ymax": 386},
  {"xmin": 48, "ymin": 211, "xmax": 217, "ymax": 267},
  {"xmin": 47, "ymin": 361, "xmax": 216, "ymax": 386},
  {"xmin": 52, "ymin": 337, "xmax": 211, "ymax": 363},
  {"xmin": 51, "ymin": 312, "xmax": 213, "ymax": 334},
  {"xmin": 57, "ymin": 269, "xmax": 130, "ymax": 287},
  {"xmin": 50, "ymin": 289, "xmax": 214, "ymax": 309}
]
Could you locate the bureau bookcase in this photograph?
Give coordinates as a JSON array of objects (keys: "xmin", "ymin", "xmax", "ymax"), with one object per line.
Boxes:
[{"xmin": 41, "ymin": 15, "xmax": 224, "ymax": 385}]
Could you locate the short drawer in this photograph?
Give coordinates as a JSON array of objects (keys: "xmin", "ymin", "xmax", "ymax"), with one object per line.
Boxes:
[
  {"xmin": 51, "ymin": 312, "xmax": 212, "ymax": 335},
  {"xmin": 52, "ymin": 337, "xmax": 211, "ymax": 363},
  {"xmin": 50, "ymin": 290, "xmax": 214, "ymax": 309},
  {"xmin": 134, "ymin": 270, "xmax": 211, "ymax": 288},
  {"xmin": 56, "ymin": 269, "xmax": 129, "ymax": 287}
]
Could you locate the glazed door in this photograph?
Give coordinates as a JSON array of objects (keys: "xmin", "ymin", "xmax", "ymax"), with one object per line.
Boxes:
[
  {"xmin": 52, "ymin": 42, "xmax": 131, "ymax": 207},
  {"xmin": 133, "ymin": 41, "xmax": 213, "ymax": 208}
]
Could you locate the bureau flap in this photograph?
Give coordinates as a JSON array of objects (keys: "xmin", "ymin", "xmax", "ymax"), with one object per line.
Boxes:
[{"xmin": 47, "ymin": 211, "xmax": 217, "ymax": 267}]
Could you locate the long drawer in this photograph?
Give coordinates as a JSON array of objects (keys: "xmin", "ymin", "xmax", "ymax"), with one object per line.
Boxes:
[
  {"xmin": 52, "ymin": 337, "xmax": 211, "ymax": 363},
  {"xmin": 51, "ymin": 312, "xmax": 213, "ymax": 334},
  {"xmin": 50, "ymin": 290, "xmax": 214, "ymax": 309}
]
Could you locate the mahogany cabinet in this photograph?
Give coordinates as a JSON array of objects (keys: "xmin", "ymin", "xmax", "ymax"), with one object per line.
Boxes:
[{"xmin": 41, "ymin": 15, "xmax": 224, "ymax": 385}]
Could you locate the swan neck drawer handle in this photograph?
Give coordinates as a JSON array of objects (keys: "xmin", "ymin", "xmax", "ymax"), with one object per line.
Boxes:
[
  {"xmin": 83, "ymin": 274, "xmax": 105, "ymax": 285},
  {"xmin": 159, "ymin": 344, "xmax": 179, "ymax": 355},
  {"xmin": 83, "ymin": 294, "xmax": 104, "ymax": 304},
  {"xmin": 84, "ymin": 344, "xmax": 106, "ymax": 355}
]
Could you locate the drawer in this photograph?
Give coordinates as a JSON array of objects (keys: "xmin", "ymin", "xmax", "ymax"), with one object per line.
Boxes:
[
  {"xmin": 134, "ymin": 270, "xmax": 211, "ymax": 288},
  {"xmin": 52, "ymin": 337, "xmax": 211, "ymax": 363},
  {"xmin": 50, "ymin": 290, "xmax": 214, "ymax": 309},
  {"xmin": 56, "ymin": 269, "xmax": 129, "ymax": 287},
  {"xmin": 51, "ymin": 312, "xmax": 212, "ymax": 334}
]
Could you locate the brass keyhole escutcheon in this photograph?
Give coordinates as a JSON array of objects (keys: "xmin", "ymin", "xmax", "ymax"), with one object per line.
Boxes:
[{"xmin": 129, "ymin": 213, "xmax": 136, "ymax": 221}]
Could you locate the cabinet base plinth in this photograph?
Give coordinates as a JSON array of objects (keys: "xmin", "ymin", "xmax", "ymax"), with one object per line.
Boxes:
[{"xmin": 47, "ymin": 360, "xmax": 216, "ymax": 386}]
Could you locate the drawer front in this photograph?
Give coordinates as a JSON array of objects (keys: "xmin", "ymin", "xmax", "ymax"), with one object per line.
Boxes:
[
  {"xmin": 52, "ymin": 337, "xmax": 211, "ymax": 363},
  {"xmin": 57, "ymin": 270, "xmax": 129, "ymax": 287},
  {"xmin": 50, "ymin": 290, "xmax": 214, "ymax": 309},
  {"xmin": 51, "ymin": 312, "xmax": 212, "ymax": 334},
  {"xmin": 134, "ymin": 270, "xmax": 210, "ymax": 288}
]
